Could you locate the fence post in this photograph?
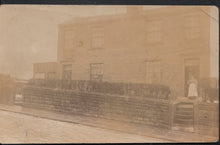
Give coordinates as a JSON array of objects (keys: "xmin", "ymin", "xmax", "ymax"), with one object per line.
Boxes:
[{"xmin": 170, "ymin": 101, "xmax": 175, "ymax": 130}]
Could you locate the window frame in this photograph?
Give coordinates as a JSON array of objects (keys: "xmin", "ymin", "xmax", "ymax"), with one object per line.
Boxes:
[
  {"xmin": 145, "ymin": 20, "xmax": 163, "ymax": 43},
  {"xmin": 90, "ymin": 63, "xmax": 104, "ymax": 81},
  {"xmin": 90, "ymin": 26, "xmax": 104, "ymax": 49},
  {"xmin": 184, "ymin": 14, "xmax": 200, "ymax": 39}
]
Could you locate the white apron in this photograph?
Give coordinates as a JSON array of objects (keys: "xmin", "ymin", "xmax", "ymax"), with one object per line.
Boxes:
[{"xmin": 188, "ymin": 81, "xmax": 198, "ymax": 97}]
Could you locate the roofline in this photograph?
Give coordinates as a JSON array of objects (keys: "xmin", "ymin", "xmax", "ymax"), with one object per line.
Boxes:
[
  {"xmin": 58, "ymin": 6, "xmax": 169, "ymax": 26},
  {"xmin": 58, "ymin": 6, "xmax": 210, "ymax": 27}
]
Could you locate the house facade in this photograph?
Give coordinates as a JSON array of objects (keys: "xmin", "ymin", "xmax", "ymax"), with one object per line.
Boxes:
[
  {"xmin": 54, "ymin": 6, "xmax": 217, "ymax": 97},
  {"xmin": 32, "ymin": 6, "xmax": 218, "ymax": 97}
]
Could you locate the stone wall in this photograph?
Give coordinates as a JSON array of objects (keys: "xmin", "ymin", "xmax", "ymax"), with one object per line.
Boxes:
[
  {"xmin": 23, "ymin": 86, "xmax": 172, "ymax": 129},
  {"xmin": 196, "ymin": 103, "xmax": 218, "ymax": 137}
]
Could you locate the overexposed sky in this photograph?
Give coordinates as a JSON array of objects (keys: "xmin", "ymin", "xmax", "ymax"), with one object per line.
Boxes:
[{"xmin": 0, "ymin": 5, "xmax": 127, "ymax": 79}]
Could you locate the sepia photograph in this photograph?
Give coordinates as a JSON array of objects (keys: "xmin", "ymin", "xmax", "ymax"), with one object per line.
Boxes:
[{"xmin": 0, "ymin": 4, "xmax": 219, "ymax": 143}]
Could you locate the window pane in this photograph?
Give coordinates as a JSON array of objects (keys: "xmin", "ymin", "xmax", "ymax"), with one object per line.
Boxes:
[
  {"xmin": 90, "ymin": 63, "xmax": 103, "ymax": 81},
  {"xmin": 35, "ymin": 73, "xmax": 45, "ymax": 79},
  {"xmin": 91, "ymin": 27, "xmax": 104, "ymax": 48}
]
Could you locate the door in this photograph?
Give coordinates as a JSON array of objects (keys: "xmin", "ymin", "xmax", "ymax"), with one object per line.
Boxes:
[{"xmin": 184, "ymin": 59, "xmax": 200, "ymax": 97}]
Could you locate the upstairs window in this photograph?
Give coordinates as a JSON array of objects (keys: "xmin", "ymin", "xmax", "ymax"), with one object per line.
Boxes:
[
  {"xmin": 185, "ymin": 15, "xmax": 200, "ymax": 39},
  {"xmin": 91, "ymin": 26, "xmax": 104, "ymax": 49},
  {"xmin": 90, "ymin": 63, "xmax": 104, "ymax": 81},
  {"xmin": 145, "ymin": 20, "xmax": 162, "ymax": 43}
]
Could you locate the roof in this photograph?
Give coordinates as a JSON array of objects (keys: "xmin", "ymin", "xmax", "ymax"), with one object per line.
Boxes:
[
  {"xmin": 58, "ymin": 6, "xmax": 209, "ymax": 27},
  {"xmin": 58, "ymin": 6, "xmax": 169, "ymax": 26}
]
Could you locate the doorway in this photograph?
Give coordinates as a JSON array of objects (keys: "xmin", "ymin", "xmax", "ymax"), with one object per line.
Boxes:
[{"xmin": 184, "ymin": 59, "xmax": 200, "ymax": 97}]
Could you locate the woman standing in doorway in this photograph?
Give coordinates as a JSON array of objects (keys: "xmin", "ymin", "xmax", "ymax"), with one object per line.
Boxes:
[{"xmin": 187, "ymin": 75, "xmax": 198, "ymax": 99}]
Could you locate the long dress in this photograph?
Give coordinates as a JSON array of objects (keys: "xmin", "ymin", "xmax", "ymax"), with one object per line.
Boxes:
[{"xmin": 188, "ymin": 80, "xmax": 198, "ymax": 97}]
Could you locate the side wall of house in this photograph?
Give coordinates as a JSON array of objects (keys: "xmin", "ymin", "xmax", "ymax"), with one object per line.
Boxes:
[{"xmin": 33, "ymin": 62, "xmax": 57, "ymax": 79}]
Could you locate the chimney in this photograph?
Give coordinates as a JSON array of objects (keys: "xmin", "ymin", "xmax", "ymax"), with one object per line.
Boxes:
[{"xmin": 126, "ymin": 6, "xmax": 143, "ymax": 16}]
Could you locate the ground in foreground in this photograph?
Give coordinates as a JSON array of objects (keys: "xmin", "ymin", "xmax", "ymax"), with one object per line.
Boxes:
[{"xmin": 0, "ymin": 110, "xmax": 167, "ymax": 143}]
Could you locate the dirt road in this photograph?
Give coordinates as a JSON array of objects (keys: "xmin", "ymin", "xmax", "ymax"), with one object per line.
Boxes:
[{"xmin": 0, "ymin": 110, "xmax": 167, "ymax": 143}]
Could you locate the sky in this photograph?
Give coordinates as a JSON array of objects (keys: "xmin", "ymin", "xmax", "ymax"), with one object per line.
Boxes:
[
  {"xmin": 0, "ymin": 5, "xmax": 218, "ymax": 80},
  {"xmin": 0, "ymin": 5, "xmax": 127, "ymax": 79}
]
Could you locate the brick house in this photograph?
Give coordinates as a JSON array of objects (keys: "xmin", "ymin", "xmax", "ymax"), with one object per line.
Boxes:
[{"xmin": 34, "ymin": 6, "xmax": 218, "ymax": 98}]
